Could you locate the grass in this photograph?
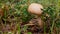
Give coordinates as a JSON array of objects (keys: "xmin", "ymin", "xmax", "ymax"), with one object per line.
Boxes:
[{"xmin": 0, "ymin": 0, "xmax": 60, "ymax": 34}]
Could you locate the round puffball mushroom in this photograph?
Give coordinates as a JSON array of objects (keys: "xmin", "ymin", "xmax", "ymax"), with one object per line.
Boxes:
[{"xmin": 28, "ymin": 3, "xmax": 43, "ymax": 15}]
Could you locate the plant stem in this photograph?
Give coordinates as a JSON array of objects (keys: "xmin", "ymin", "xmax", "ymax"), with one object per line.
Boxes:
[{"xmin": 50, "ymin": 21, "xmax": 55, "ymax": 34}]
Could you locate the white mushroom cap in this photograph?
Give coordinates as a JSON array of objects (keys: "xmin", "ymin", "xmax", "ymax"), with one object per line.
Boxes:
[{"xmin": 28, "ymin": 3, "xmax": 43, "ymax": 15}]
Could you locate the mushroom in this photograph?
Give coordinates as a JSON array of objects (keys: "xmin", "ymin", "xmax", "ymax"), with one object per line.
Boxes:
[
  {"xmin": 28, "ymin": 3, "xmax": 43, "ymax": 15},
  {"xmin": 28, "ymin": 3, "xmax": 44, "ymax": 27}
]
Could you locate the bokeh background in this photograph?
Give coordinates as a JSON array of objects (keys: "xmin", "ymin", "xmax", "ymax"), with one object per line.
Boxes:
[{"xmin": 0, "ymin": 0, "xmax": 60, "ymax": 34}]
